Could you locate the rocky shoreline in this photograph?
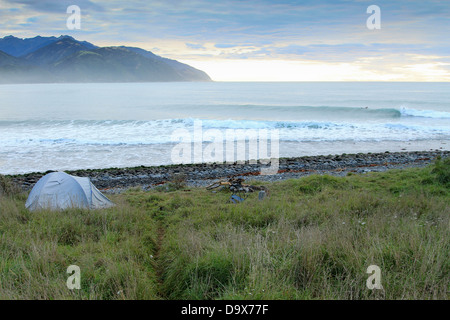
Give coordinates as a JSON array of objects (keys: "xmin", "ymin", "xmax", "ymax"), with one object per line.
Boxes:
[{"xmin": 8, "ymin": 150, "xmax": 449, "ymax": 194}]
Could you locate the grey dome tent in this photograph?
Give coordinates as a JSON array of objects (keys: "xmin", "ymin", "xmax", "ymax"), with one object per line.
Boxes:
[{"xmin": 25, "ymin": 172, "xmax": 114, "ymax": 211}]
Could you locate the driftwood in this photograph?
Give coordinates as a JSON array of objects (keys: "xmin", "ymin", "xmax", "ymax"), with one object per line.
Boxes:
[{"xmin": 206, "ymin": 178, "xmax": 269, "ymax": 195}]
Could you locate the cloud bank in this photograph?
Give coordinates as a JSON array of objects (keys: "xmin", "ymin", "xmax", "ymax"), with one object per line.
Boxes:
[{"xmin": 1, "ymin": 0, "xmax": 449, "ymax": 81}]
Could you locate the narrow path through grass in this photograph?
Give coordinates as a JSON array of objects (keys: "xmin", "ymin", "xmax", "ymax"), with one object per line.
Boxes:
[{"xmin": 153, "ymin": 223, "xmax": 167, "ymax": 298}]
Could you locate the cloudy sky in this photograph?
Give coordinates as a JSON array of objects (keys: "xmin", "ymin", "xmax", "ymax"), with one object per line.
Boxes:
[{"xmin": 1, "ymin": 0, "xmax": 450, "ymax": 81}]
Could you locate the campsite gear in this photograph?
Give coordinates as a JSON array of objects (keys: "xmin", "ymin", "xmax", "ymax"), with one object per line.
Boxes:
[
  {"xmin": 230, "ymin": 194, "xmax": 245, "ymax": 204},
  {"xmin": 258, "ymin": 190, "xmax": 266, "ymax": 200},
  {"xmin": 25, "ymin": 171, "xmax": 114, "ymax": 211},
  {"xmin": 206, "ymin": 178, "xmax": 269, "ymax": 195}
]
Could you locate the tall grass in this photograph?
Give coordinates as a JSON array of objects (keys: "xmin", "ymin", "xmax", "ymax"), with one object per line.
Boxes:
[
  {"xmin": 0, "ymin": 194, "xmax": 159, "ymax": 299},
  {"xmin": 157, "ymin": 163, "xmax": 449, "ymax": 300},
  {"xmin": 0, "ymin": 160, "xmax": 448, "ymax": 299}
]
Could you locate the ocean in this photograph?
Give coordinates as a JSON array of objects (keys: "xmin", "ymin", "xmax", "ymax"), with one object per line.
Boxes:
[{"xmin": 1, "ymin": 82, "xmax": 449, "ymax": 174}]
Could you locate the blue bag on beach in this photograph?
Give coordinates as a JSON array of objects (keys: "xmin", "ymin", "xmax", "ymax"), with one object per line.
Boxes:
[{"xmin": 230, "ymin": 194, "xmax": 244, "ymax": 203}]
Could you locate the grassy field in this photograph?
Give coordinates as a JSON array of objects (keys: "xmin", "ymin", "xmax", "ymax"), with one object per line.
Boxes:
[{"xmin": 0, "ymin": 158, "xmax": 449, "ymax": 300}]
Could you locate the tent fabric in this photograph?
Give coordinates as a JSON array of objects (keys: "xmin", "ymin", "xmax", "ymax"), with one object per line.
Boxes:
[{"xmin": 25, "ymin": 172, "xmax": 114, "ymax": 211}]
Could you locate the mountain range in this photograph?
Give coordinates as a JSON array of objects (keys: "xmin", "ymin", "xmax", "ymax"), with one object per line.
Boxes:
[{"xmin": 0, "ymin": 35, "xmax": 211, "ymax": 83}]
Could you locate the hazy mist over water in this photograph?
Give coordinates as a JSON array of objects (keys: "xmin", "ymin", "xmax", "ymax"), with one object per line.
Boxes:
[{"xmin": 1, "ymin": 82, "xmax": 449, "ymax": 174}]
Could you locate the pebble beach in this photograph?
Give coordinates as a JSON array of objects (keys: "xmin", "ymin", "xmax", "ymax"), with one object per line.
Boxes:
[{"xmin": 9, "ymin": 150, "xmax": 449, "ymax": 194}]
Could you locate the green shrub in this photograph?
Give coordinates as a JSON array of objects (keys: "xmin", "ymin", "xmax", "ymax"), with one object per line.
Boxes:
[
  {"xmin": 432, "ymin": 156, "xmax": 450, "ymax": 185},
  {"xmin": 169, "ymin": 173, "xmax": 187, "ymax": 190},
  {"xmin": 0, "ymin": 174, "xmax": 21, "ymax": 196},
  {"xmin": 288, "ymin": 174, "xmax": 348, "ymax": 194}
]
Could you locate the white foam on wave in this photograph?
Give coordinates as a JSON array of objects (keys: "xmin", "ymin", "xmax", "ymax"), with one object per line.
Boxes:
[
  {"xmin": 1, "ymin": 118, "xmax": 449, "ymax": 148},
  {"xmin": 400, "ymin": 107, "xmax": 450, "ymax": 119},
  {"xmin": 1, "ymin": 115, "xmax": 449, "ymax": 174}
]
